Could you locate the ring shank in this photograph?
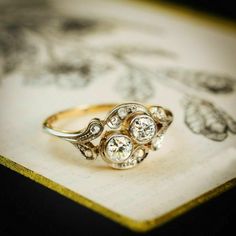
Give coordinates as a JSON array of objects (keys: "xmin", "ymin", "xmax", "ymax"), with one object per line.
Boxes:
[{"xmin": 43, "ymin": 104, "xmax": 118, "ymax": 138}]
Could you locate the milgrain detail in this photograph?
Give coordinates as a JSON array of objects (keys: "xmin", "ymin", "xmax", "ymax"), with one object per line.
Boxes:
[{"xmin": 105, "ymin": 103, "xmax": 148, "ymax": 129}]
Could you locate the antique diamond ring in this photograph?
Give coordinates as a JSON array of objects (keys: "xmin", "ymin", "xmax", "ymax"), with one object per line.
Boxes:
[{"xmin": 43, "ymin": 103, "xmax": 173, "ymax": 169}]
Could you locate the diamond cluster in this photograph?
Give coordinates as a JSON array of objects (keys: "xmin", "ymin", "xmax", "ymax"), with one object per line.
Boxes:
[
  {"xmin": 104, "ymin": 114, "xmax": 157, "ymax": 166},
  {"xmin": 99, "ymin": 103, "xmax": 171, "ymax": 169}
]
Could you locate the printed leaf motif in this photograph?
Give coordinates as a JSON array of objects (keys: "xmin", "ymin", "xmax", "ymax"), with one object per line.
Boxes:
[
  {"xmin": 0, "ymin": 0, "xmax": 111, "ymax": 83},
  {"xmin": 110, "ymin": 45, "xmax": 177, "ymax": 59},
  {"xmin": 116, "ymin": 66, "xmax": 154, "ymax": 102},
  {"xmin": 184, "ymin": 97, "xmax": 236, "ymax": 141},
  {"xmin": 159, "ymin": 68, "xmax": 236, "ymax": 94},
  {"xmin": 219, "ymin": 110, "xmax": 236, "ymax": 134},
  {"xmin": 1, "ymin": 0, "xmax": 235, "ymax": 144},
  {"xmin": 23, "ymin": 52, "xmax": 113, "ymax": 88}
]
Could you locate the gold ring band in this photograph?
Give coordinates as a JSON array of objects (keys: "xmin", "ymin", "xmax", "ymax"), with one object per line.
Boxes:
[{"xmin": 43, "ymin": 103, "xmax": 173, "ymax": 169}]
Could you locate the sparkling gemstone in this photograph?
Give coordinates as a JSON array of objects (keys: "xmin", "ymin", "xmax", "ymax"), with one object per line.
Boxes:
[
  {"xmin": 130, "ymin": 115, "xmax": 156, "ymax": 143},
  {"xmin": 90, "ymin": 125, "xmax": 101, "ymax": 134},
  {"xmin": 128, "ymin": 105, "xmax": 137, "ymax": 113},
  {"xmin": 150, "ymin": 106, "xmax": 166, "ymax": 120},
  {"xmin": 151, "ymin": 136, "xmax": 164, "ymax": 150},
  {"xmin": 110, "ymin": 115, "xmax": 121, "ymax": 127},
  {"xmin": 106, "ymin": 135, "xmax": 133, "ymax": 163},
  {"xmin": 84, "ymin": 149, "xmax": 92, "ymax": 158},
  {"xmin": 118, "ymin": 107, "xmax": 128, "ymax": 119},
  {"xmin": 135, "ymin": 148, "xmax": 145, "ymax": 158}
]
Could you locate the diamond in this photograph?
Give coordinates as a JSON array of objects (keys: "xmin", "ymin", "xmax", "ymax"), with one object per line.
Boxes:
[
  {"xmin": 135, "ymin": 149, "xmax": 145, "ymax": 158},
  {"xmin": 110, "ymin": 115, "xmax": 121, "ymax": 127},
  {"xmin": 118, "ymin": 107, "xmax": 128, "ymax": 119},
  {"xmin": 90, "ymin": 125, "xmax": 101, "ymax": 134},
  {"xmin": 130, "ymin": 115, "xmax": 156, "ymax": 143},
  {"xmin": 151, "ymin": 136, "xmax": 164, "ymax": 150},
  {"xmin": 105, "ymin": 135, "xmax": 133, "ymax": 163},
  {"xmin": 84, "ymin": 150, "xmax": 93, "ymax": 158},
  {"xmin": 150, "ymin": 106, "xmax": 166, "ymax": 121},
  {"xmin": 128, "ymin": 105, "xmax": 137, "ymax": 113}
]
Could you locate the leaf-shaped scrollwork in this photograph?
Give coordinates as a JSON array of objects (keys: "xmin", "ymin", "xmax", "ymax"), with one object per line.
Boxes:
[
  {"xmin": 76, "ymin": 142, "xmax": 98, "ymax": 160},
  {"xmin": 105, "ymin": 103, "xmax": 148, "ymax": 129},
  {"xmin": 75, "ymin": 118, "xmax": 104, "ymax": 143}
]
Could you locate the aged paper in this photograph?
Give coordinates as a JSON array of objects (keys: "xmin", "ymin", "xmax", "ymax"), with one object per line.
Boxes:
[{"xmin": 0, "ymin": 0, "xmax": 236, "ymax": 225}]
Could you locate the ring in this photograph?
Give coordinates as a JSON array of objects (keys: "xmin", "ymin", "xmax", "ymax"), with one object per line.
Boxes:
[{"xmin": 43, "ymin": 103, "xmax": 173, "ymax": 169}]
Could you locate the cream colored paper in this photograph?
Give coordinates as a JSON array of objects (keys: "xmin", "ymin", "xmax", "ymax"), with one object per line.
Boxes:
[{"xmin": 0, "ymin": 0, "xmax": 236, "ymax": 227}]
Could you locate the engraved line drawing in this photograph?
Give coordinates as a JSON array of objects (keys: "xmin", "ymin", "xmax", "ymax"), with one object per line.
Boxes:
[
  {"xmin": 1, "ymin": 0, "xmax": 235, "ymax": 142},
  {"xmin": 184, "ymin": 97, "xmax": 236, "ymax": 141}
]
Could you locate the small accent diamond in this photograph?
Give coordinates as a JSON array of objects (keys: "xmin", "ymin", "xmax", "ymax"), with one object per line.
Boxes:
[
  {"xmin": 135, "ymin": 149, "xmax": 145, "ymax": 158},
  {"xmin": 151, "ymin": 136, "xmax": 164, "ymax": 150},
  {"xmin": 118, "ymin": 107, "xmax": 128, "ymax": 119},
  {"xmin": 106, "ymin": 135, "xmax": 133, "ymax": 163},
  {"xmin": 84, "ymin": 149, "xmax": 92, "ymax": 158},
  {"xmin": 90, "ymin": 125, "xmax": 101, "ymax": 134},
  {"xmin": 129, "ymin": 105, "xmax": 137, "ymax": 113},
  {"xmin": 150, "ymin": 106, "xmax": 166, "ymax": 121},
  {"xmin": 110, "ymin": 115, "xmax": 121, "ymax": 128}
]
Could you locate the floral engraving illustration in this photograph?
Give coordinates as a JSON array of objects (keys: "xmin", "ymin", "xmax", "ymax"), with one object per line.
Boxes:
[
  {"xmin": 0, "ymin": 0, "xmax": 235, "ymax": 142},
  {"xmin": 184, "ymin": 97, "xmax": 236, "ymax": 141},
  {"xmin": 0, "ymin": 0, "xmax": 112, "ymax": 85},
  {"xmin": 158, "ymin": 68, "xmax": 236, "ymax": 94}
]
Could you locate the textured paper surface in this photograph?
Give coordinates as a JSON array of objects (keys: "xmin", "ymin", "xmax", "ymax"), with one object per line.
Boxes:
[{"xmin": 0, "ymin": 0, "xmax": 236, "ymax": 221}]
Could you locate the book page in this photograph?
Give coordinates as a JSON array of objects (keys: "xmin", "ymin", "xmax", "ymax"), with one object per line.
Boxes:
[{"xmin": 0, "ymin": 0, "xmax": 236, "ymax": 225}]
